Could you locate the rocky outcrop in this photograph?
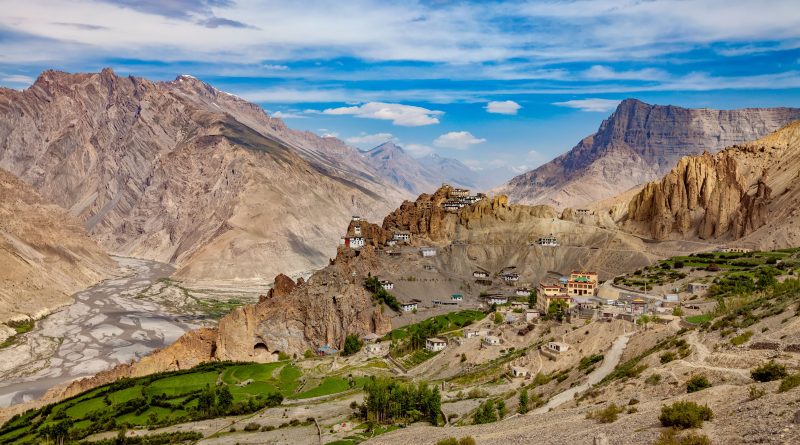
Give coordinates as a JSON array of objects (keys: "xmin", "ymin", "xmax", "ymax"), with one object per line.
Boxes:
[
  {"xmin": 496, "ymin": 99, "xmax": 800, "ymax": 209},
  {"xmin": 0, "ymin": 168, "xmax": 115, "ymax": 322},
  {"xmin": 0, "ymin": 69, "xmax": 408, "ymax": 284},
  {"xmin": 381, "ymin": 186, "xmax": 453, "ymax": 241},
  {"xmin": 623, "ymin": 120, "xmax": 800, "ymax": 244},
  {"xmin": 27, "ymin": 243, "xmax": 392, "ymax": 410}
]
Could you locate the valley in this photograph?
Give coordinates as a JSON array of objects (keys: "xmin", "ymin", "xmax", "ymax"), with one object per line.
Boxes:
[
  {"xmin": 0, "ymin": 257, "xmax": 260, "ymax": 410},
  {"xmin": 0, "ymin": 68, "xmax": 799, "ymax": 445}
]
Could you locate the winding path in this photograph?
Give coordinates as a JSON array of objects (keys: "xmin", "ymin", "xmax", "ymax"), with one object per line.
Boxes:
[{"xmin": 532, "ymin": 330, "xmax": 634, "ymax": 414}]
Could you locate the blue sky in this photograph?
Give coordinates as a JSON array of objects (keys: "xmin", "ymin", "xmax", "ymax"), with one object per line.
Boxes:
[{"xmin": 2, "ymin": 0, "xmax": 800, "ymax": 185}]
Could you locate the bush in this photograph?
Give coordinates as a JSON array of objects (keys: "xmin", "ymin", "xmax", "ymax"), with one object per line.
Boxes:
[
  {"xmin": 653, "ymin": 429, "xmax": 711, "ymax": 445},
  {"xmin": 646, "ymin": 373, "xmax": 663, "ymax": 385},
  {"xmin": 660, "ymin": 352, "xmax": 677, "ymax": 364},
  {"xmin": 342, "ymin": 334, "xmax": 364, "ymax": 356},
  {"xmin": 730, "ymin": 330, "xmax": 753, "ymax": 346},
  {"xmin": 587, "ymin": 403, "xmax": 622, "ymax": 423},
  {"xmin": 748, "ymin": 385, "xmax": 766, "ymax": 400},
  {"xmin": 686, "ymin": 375, "xmax": 711, "ymax": 393},
  {"xmin": 659, "ymin": 401, "xmax": 713, "ymax": 429},
  {"xmin": 779, "ymin": 373, "xmax": 800, "ymax": 392},
  {"xmin": 244, "ymin": 422, "xmax": 260, "ymax": 431},
  {"xmin": 751, "ymin": 361, "xmax": 788, "ymax": 382},
  {"xmin": 437, "ymin": 438, "xmax": 475, "ymax": 445}
]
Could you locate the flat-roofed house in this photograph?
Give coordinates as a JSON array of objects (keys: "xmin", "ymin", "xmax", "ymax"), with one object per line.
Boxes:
[
  {"xmin": 393, "ymin": 231, "xmax": 411, "ymax": 242},
  {"xmin": 501, "ymin": 272, "xmax": 520, "ymax": 282},
  {"xmin": 688, "ymin": 283, "xmax": 710, "ymax": 294},
  {"xmin": 567, "ymin": 271, "xmax": 598, "ymax": 296},
  {"xmin": 400, "ymin": 301, "xmax": 418, "ymax": 312},
  {"xmin": 473, "ymin": 270, "xmax": 490, "ymax": 278},
  {"xmin": 483, "ymin": 335, "xmax": 500, "ymax": 346},
  {"xmin": 487, "ymin": 296, "xmax": 508, "ymax": 305},
  {"xmin": 379, "ymin": 280, "xmax": 394, "ymax": 290},
  {"xmin": 420, "ymin": 247, "xmax": 437, "ymax": 257},
  {"xmin": 426, "ymin": 337, "xmax": 447, "ymax": 352}
]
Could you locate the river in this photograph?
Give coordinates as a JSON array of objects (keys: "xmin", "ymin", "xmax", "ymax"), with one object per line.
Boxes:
[{"xmin": 0, "ymin": 257, "xmax": 201, "ymax": 407}]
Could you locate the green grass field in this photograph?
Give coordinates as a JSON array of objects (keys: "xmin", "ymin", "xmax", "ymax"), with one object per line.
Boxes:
[
  {"xmin": 385, "ymin": 310, "xmax": 485, "ymax": 341},
  {"xmin": 0, "ymin": 360, "xmax": 327, "ymax": 445},
  {"xmin": 686, "ymin": 314, "xmax": 712, "ymax": 324}
]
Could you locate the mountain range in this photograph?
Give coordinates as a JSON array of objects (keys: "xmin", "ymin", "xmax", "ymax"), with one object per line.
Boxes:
[
  {"xmin": 496, "ymin": 99, "xmax": 800, "ymax": 209},
  {"xmin": 0, "ymin": 69, "xmax": 410, "ymax": 285},
  {"xmin": 360, "ymin": 141, "xmax": 480, "ymax": 195}
]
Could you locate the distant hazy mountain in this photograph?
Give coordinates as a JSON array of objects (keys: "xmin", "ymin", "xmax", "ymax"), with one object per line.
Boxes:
[
  {"xmin": 361, "ymin": 141, "xmax": 482, "ymax": 195},
  {"xmin": 495, "ymin": 98, "xmax": 800, "ymax": 209},
  {"xmin": 0, "ymin": 69, "xmax": 408, "ymax": 284}
]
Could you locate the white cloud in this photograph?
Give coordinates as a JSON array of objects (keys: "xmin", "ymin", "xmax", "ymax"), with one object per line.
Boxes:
[
  {"xmin": 345, "ymin": 132, "xmax": 395, "ymax": 146},
  {"xmin": 323, "ymin": 102, "xmax": 443, "ymax": 126},
  {"xmin": 510, "ymin": 164, "xmax": 530, "ymax": 173},
  {"xmin": 552, "ymin": 98, "xmax": 621, "ymax": 112},
  {"xmin": 485, "ymin": 100, "xmax": 521, "ymax": 115},
  {"xmin": 462, "ymin": 159, "xmax": 484, "ymax": 171},
  {"xmin": 583, "ymin": 65, "xmax": 668, "ymax": 81},
  {"xmin": 320, "ymin": 131, "xmax": 339, "ymax": 138},
  {"xmin": 262, "ymin": 64, "xmax": 289, "ymax": 70},
  {"xmin": 525, "ymin": 150, "xmax": 549, "ymax": 168},
  {"xmin": 433, "ymin": 131, "xmax": 486, "ymax": 150},
  {"xmin": 404, "ymin": 143, "xmax": 434, "ymax": 157},
  {"xmin": 271, "ymin": 111, "xmax": 306, "ymax": 119},
  {"xmin": 0, "ymin": 74, "xmax": 35, "ymax": 87}
]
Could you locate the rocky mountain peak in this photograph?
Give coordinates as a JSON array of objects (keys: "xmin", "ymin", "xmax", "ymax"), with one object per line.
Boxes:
[{"xmin": 495, "ymin": 100, "xmax": 800, "ymax": 209}]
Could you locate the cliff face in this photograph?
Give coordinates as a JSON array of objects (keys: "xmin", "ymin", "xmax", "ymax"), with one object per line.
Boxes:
[
  {"xmin": 0, "ymin": 69, "xmax": 407, "ymax": 284},
  {"xmin": 623, "ymin": 120, "xmax": 800, "ymax": 246},
  {"xmin": 0, "ymin": 168, "xmax": 115, "ymax": 322},
  {"xmin": 496, "ymin": 99, "xmax": 800, "ymax": 209}
]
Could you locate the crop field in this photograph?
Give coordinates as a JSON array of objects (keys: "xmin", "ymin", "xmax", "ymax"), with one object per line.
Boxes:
[
  {"xmin": 385, "ymin": 310, "xmax": 486, "ymax": 341},
  {"xmin": 0, "ymin": 360, "xmax": 373, "ymax": 445}
]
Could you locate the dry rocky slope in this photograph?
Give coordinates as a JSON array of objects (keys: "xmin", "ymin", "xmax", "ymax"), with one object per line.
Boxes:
[
  {"xmin": 0, "ymin": 69, "xmax": 408, "ymax": 284},
  {"xmin": 362, "ymin": 141, "xmax": 481, "ymax": 194},
  {"xmin": 34, "ymin": 185, "xmax": 711, "ymax": 406},
  {"xmin": 622, "ymin": 120, "xmax": 800, "ymax": 249},
  {"xmin": 496, "ymin": 99, "xmax": 800, "ymax": 209},
  {"xmin": 0, "ymin": 167, "xmax": 115, "ymax": 322}
]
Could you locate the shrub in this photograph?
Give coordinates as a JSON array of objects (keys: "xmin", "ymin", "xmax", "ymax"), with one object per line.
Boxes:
[
  {"xmin": 751, "ymin": 361, "xmax": 788, "ymax": 382},
  {"xmin": 459, "ymin": 437, "xmax": 476, "ymax": 445},
  {"xmin": 646, "ymin": 373, "xmax": 663, "ymax": 385},
  {"xmin": 659, "ymin": 401, "xmax": 713, "ymax": 429},
  {"xmin": 748, "ymin": 385, "xmax": 766, "ymax": 400},
  {"xmin": 304, "ymin": 349, "xmax": 314, "ymax": 359},
  {"xmin": 672, "ymin": 307, "xmax": 684, "ymax": 317},
  {"xmin": 277, "ymin": 351, "xmax": 290, "ymax": 361},
  {"xmin": 342, "ymin": 334, "xmax": 364, "ymax": 356},
  {"xmin": 686, "ymin": 375, "xmax": 711, "ymax": 393},
  {"xmin": 437, "ymin": 438, "xmax": 458, "ymax": 445},
  {"xmin": 730, "ymin": 330, "xmax": 753, "ymax": 346},
  {"xmin": 660, "ymin": 352, "xmax": 677, "ymax": 364},
  {"xmin": 587, "ymin": 403, "xmax": 622, "ymax": 423},
  {"xmin": 778, "ymin": 373, "xmax": 800, "ymax": 392},
  {"xmin": 653, "ymin": 429, "xmax": 711, "ymax": 445},
  {"xmin": 244, "ymin": 422, "xmax": 260, "ymax": 432}
]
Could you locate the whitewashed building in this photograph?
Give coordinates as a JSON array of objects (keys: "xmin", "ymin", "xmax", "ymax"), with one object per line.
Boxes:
[
  {"xmin": 420, "ymin": 247, "xmax": 437, "ymax": 257},
  {"xmin": 426, "ymin": 338, "xmax": 447, "ymax": 352},
  {"xmin": 483, "ymin": 336, "xmax": 500, "ymax": 346}
]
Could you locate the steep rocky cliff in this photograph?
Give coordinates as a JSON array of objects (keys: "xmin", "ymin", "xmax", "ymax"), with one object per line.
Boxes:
[
  {"xmin": 623, "ymin": 120, "xmax": 800, "ymax": 247},
  {"xmin": 496, "ymin": 99, "xmax": 800, "ymax": 209},
  {"xmin": 0, "ymin": 168, "xmax": 115, "ymax": 322},
  {"xmin": 0, "ymin": 69, "xmax": 408, "ymax": 284}
]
